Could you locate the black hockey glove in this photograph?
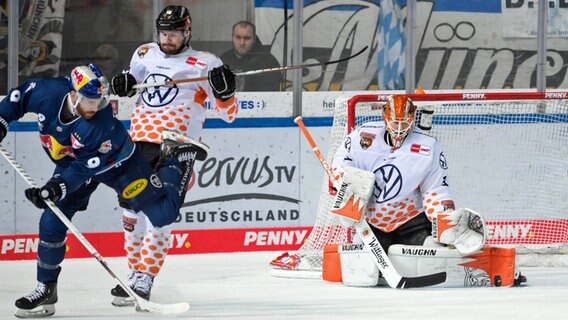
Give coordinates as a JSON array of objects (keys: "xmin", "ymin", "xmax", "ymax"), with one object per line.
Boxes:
[
  {"xmin": 0, "ymin": 116, "xmax": 8, "ymax": 143},
  {"xmin": 110, "ymin": 72, "xmax": 137, "ymax": 97},
  {"xmin": 208, "ymin": 65, "xmax": 236, "ymax": 101},
  {"xmin": 25, "ymin": 178, "xmax": 67, "ymax": 209}
]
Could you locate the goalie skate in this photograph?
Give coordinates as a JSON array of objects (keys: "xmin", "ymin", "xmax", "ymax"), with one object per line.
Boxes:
[
  {"xmin": 269, "ymin": 252, "xmax": 301, "ymax": 270},
  {"xmin": 14, "ymin": 282, "xmax": 57, "ymax": 318},
  {"xmin": 269, "ymin": 252, "xmax": 322, "ymax": 279}
]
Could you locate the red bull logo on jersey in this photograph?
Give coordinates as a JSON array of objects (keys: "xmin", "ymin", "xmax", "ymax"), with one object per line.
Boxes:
[
  {"xmin": 122, "ymin": 178, "xmax": 148, "ymax": 199},
  {"xmin": 39, "ymin": 134, "xmax": 76, "ymax": 160}
]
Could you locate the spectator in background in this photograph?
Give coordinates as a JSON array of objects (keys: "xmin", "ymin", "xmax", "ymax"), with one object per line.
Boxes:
[
  {"xmin": 92, "ymin": 44, "xmax": 122, "ymax": 77},
  {"xmin": 221, "ymin": 20, "xmax": 282, "ymax": 91}
]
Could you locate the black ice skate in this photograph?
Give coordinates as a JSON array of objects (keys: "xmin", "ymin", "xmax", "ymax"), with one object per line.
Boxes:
[
  {"xmin": 111, "ymin": 272, "xmax": 137, "ymax": 307},
  {"xmin": 514, "ymin": 270, "xmax": 528, "ymax": 286},
  {"xmin": 159, "ymin": 130, "xmax": 209, "ymax": 199},
  {"xmin": 14, "ymin": 281, "xmax": 57, "ymax": 318},
  {"xmin": 160, "ymin": 129, "xmax": 209, "ymax": 163}
]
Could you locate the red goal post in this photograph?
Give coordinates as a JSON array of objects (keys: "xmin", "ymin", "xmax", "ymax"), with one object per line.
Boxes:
[{"xmin": 271, "ymin": 90, "xmax": 568, "ymax": 278}]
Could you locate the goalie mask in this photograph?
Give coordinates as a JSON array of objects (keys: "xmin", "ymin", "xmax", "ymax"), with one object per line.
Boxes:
[
  {"xmin": 156, "ymin": 5, "xmax": 192, "ymax": 54},
  {"xmin": 70, "ymin": 63, "xmax": 110, "ymax": 112},
  {"xmin": 383, "ymin": 95, "xmax": 417, "ymax": 150}
]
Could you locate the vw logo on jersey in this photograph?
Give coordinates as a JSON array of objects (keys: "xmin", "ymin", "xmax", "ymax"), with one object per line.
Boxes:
[
  {"xmin": 439, "ymin": 152, "xmax": 448, "ymax": 169},
  {"xmin": 373, "ymin": 164, "xmax": 403, "ymax": 203},
  {"xmin": 141, "ymin": 74, "xmax": 179, "ymax": 107}
]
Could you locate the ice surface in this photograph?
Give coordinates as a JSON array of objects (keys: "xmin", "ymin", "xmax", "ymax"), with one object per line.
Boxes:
[{"xmin": 1, "ymin": 251, "xmax": 567, "ymax": 319}]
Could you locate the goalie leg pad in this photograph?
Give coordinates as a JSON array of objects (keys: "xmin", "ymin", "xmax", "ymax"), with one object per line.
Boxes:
[
  {"xmin": 331, "ymin": 167, "xmax": 375, "ymax": 227},
  {"xmin": 388, "ymin": 244, "xmax": 517, "ymax": 287},
  {"xmin": 338, "ymin": 244, "xmax": 379, "ymax": 287},
  {"xmin": 322, "ymin": 244, "xmax": 342, "ymax": 282}
]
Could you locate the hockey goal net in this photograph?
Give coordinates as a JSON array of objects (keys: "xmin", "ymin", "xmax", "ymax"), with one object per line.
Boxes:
[{"xmin": 272, "ymin": 91, "xmax": 568, "ymax": 277}]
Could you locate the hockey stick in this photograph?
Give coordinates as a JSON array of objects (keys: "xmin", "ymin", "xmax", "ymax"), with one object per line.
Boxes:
[
  {"xmin": 133, "ymin": 46, "xmax": 369, "ymax": 89},
  {"xmin": 0, "ymin": 145, "xmax": 190, "ymax": 315},
  {"xmin": 294, "ymin": 117, "xmax": 446, "ymax": 288}
]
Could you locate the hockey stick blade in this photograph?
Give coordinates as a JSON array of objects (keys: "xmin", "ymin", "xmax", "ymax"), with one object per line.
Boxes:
[
  {"xmin": 294, "ymin": 117, "xmax": 447, "ymax": 289},
  {"xmin": 136, "ymin": 299, "xmax": 190, "ymax": 315},
  {"xmin": 133, "ymin": 46, "xmax": 369, "ymax": 89},
  {"xmin": 0, "ymin": 145, "xmax": 190, "ymax": 315}
]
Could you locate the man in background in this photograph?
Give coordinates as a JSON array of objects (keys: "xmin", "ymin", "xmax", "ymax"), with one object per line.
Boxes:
[{"xmin": 221, "ymin": 20, "xmax": 282, "ymax": 91}]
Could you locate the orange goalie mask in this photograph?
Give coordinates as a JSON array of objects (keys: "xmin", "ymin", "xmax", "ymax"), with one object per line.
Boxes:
[{"xmin": 383, "ymin": 95, "xmax": 417, "ymax": 149}]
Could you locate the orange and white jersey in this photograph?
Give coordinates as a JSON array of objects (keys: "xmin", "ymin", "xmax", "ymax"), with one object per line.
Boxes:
[
  {"xmin": 332, "ymin": 121, "xmax": 454, "ymax": 233},
  {"xmin": 128, "ymin": 42, "xmax": 237, "ymax": 143}
]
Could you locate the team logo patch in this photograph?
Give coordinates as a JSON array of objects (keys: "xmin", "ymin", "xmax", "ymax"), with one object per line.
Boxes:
[
  {"xmin": 410, "ymin": 143, "xmax": 431, "ymax": 155},
  {"xmin": 439, "ymin": 152, "xmax": 448, "ymax": 169},
  {"xmin": 150, "ymin": 174, "xmax": 163, "ymax": 188},
  {"xmin": 138, "ymin": 46, "xmax": 149, "ymax": 58},
  {"xmin": 98, "ymin": 140, "xmax": 112, "ymax": 153},
  {"xmin": 122, "ymin": 178, "xmax": 148, "ymax": 199},
  {"xmin": 186, "ymin": 56, "xmax": 207, "ymax": 70},
  {"xmin": 441, "ymin": 199, "xmax": 455, "ymax": 211},
  {"xmin": 344, "ymin": 137, "xmax": 352, "ymax": 152},
  {"xmin": 122, "ymin": 216, "xmax": 137, "ymax": 232},
  {"xmin": 360, "ymin": 132, "xmax": 376, "ymax": 150}
]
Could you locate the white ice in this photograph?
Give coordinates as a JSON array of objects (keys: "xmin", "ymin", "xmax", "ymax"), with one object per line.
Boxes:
[{"xmin": 1, "ymin": 252, "xmax": 567, "ymax": 319}]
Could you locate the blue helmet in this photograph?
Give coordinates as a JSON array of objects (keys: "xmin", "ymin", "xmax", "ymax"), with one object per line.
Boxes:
[{"xmin": 70, "ymin": 63, "xmax": 110, "ymax": 110}]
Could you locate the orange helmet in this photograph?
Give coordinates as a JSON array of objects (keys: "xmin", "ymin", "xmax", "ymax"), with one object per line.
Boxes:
[{"xmin": 383, "ymin": 95, "xmax": 417, "ymax": 149}]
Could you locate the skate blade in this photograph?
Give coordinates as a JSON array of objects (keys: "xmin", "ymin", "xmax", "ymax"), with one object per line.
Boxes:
[
  {"xmin": 111, "ymin": 296, "xmax": 135, "ymax": 307},
  {"xmin": 14, "ymin": 304, "xmax": 55, "ymax": 318}
]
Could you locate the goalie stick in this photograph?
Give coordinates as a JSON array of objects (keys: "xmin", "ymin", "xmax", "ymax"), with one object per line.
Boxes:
[
  {"xmin": 133, "ymin": 46, "xmax": 369, "ymax": 89},
  {"xmin": 294, "ymin": 117, "xmax": 447, "ymax": 288},
  {"xmin": 0, "ymin": 145, "xmax": 190, "ymax": 315}
]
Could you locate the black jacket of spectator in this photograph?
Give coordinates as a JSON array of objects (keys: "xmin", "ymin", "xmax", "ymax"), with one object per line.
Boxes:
[{"xmin": 221, "ymin": 37, "xmax": 282, "ymax": 92}]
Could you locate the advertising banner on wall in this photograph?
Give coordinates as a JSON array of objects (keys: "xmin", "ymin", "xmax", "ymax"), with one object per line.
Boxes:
[
  {"xmin": 255, "ymin": 0, "xmax": 568, "ymax": 90},
  {"xmin": 502, "ymin": 0, "xmax": 568, "ymax": 38}
]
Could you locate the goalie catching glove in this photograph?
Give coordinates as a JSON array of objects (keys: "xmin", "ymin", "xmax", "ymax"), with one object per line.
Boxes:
[
  {"xmin": 25, "ymin": 177, "xmax": 67, "ymax": 209},
  {"xmin": 208, "ymin": 64, "xmax": 236, "ymax": 101},
  {"xmin": 432, "ymin": 208, "xmax": 487, "ymax": 255}
]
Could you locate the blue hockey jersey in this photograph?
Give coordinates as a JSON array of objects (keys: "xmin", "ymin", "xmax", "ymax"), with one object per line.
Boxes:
[{"xmin": 0, "ymin": 77, "xmax": 135, "ymax": 193}]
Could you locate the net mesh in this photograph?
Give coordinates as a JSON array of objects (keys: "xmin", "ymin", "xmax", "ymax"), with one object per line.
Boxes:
[{"xmin": 292, "ymin": 93, "xmax": 568, "ymax": 272}]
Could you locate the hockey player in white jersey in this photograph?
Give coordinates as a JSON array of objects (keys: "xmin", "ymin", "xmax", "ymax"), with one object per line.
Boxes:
[
  {"xmin": 330, "ymin": 95, "xmax": 526, "ymax": 287},
  {"xmin": 331, "ymin": 94, "xmax": 455, "ymax": 251},
  {"xmin": 109, "ymin": 5, "xmax": 238, "ymax": 305}
]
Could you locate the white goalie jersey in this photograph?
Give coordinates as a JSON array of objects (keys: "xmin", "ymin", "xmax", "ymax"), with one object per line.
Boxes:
[
  {"xmin": 127, "ymin": 42, "xmax": 237, "ymax": 143},
  {"xmin": 331, "ymin": 121, "xmax": 454, "ymax": 233}
]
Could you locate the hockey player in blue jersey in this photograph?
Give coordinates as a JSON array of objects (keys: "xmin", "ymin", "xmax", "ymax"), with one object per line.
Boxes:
[{"xmin": 0, "ymin": 64, "xmax": 207, "ymax": 318}]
